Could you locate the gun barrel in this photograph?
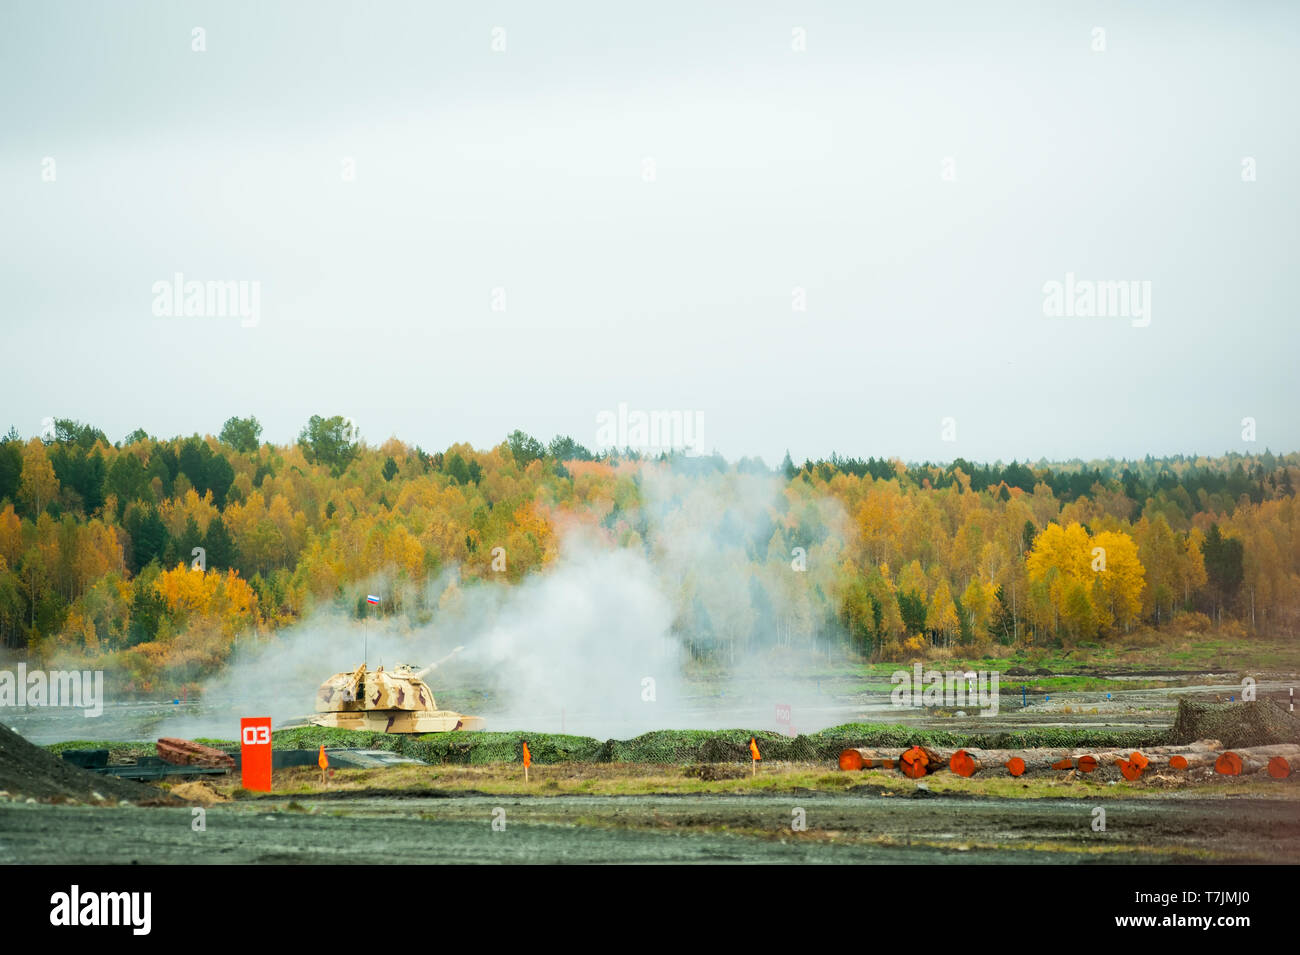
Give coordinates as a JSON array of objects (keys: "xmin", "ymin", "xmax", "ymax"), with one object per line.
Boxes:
[{"xmin": 414, "ymin": 646, "xmax": 465, "ymax": 679}]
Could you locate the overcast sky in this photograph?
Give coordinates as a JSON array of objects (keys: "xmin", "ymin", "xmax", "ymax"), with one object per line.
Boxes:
[{"xmin": 2, "ymin": 1, "xmax": 1296, "ymax": 465}]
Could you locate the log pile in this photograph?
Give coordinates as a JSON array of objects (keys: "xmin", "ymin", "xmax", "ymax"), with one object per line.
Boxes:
[
  {"xmin": 156, "ymin": 738, "xmax": 235, "ymax": 769},
  {"xmin": 836, "ymin": 740, "xmax": 1300, "ymax": 781}
]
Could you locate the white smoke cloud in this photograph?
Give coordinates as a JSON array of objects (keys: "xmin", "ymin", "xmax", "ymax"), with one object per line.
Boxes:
[{"xmin": 157, "ymin": 462, "xmax": 860, "ymax": 741}]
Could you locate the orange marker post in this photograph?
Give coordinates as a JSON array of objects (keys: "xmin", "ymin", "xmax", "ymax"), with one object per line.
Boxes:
[
  {"xmin": 239, "ymin": 717, "xmax": 273, "ymax": 793},
  {"xmin": 749, "ymin": 737, "xmax": 761, "ymax": 776},
  {"xmin": 318, "ymin": 745, "xmax": 329, "ymax": 787},
  {"xmin": 522, "ymin": 740, "xmax": 532, "ymax": 783}
]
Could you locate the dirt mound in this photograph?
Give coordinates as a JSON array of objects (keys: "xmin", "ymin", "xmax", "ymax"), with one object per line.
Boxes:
[
  {"xmin": 1168, "ymin": 699, "xmax": 1300, "ymax": 748},
  {"xmin": 0, "ymin": 721, "xmax": 174, "ymax": 805},
  {"xmin": 168, "ymin": 780, "xmax": 228, "ymax": 804}
]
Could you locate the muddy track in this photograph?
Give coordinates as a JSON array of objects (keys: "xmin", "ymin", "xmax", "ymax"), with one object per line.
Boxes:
[{"xmin": 3, "ymin": 793, "xmax": 1296, "ymax": 864}]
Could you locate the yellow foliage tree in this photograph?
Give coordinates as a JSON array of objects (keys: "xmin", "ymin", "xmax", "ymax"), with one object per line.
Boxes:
[
  {"xmin": 961, "ymin": 578, "xmax": 999, "ymax": 638},
  {"xmin": 1090, "ymin": 529, "xmax": 1145, "ymax": 631},
  {"xmin": 20, "ymin": 440, "xmax": 60, "ymax": 515},
  {"xmin": 926, "ymin": 579, "xmax": 960, "ymax": 646},
  {"xmin": 154, "ymin": 564, "xmax": 258, "ymax": 635},
  {"xmin": 1027, "ymin": 522, "xmax": 1145, "ymax": 639}
]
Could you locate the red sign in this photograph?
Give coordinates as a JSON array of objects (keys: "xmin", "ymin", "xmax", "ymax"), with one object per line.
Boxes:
[{"xmin": 240, "ymin": 717, "xmax": 273, "ymax": 792}]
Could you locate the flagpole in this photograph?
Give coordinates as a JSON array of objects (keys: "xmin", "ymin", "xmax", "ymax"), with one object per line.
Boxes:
[{"xmin": 363, "ymin": 594, "xmax": 378, "ymax": 665}]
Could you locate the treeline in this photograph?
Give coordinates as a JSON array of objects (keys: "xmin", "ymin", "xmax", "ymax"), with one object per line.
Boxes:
[
  {"xmin": 792, "ymin": 451, "xmax": 1293, "ymax": 509},
  {"xmin": 0, "ymin": 416, "xmax": 1296, "ymax": 689}
]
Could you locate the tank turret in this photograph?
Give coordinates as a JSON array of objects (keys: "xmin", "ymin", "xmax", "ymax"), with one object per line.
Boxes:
[{"xmin": 310, "ymin": 647, "xmax": 483, "ymax": 733}]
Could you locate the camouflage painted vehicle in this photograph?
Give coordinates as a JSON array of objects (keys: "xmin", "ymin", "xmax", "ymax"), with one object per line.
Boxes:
[{"xmin": 310, "ymin": 648, "xmax": 484, "ymax": 733}]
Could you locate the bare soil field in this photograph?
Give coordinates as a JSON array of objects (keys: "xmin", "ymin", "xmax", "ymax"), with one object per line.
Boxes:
[{"xmin": 3, "ymin": 787, "xmax": 1296, "ymax": 864}]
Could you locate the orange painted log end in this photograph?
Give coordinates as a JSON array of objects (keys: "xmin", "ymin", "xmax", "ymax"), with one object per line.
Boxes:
[
  {"xmin": 1129, "ymin": 751, "xmax": 1149, "ymax": 770},
  {"xmin": 839, "ymin": 749, "xmax": 864, "ymax": 772},
  {"xmin": 1169, "ymin": 755, "xmax": 1188, "ymax": 770},
  {"xmin": 1267, "ymin": 756, "xmax": 1291, "ymax": 779},
  {"xmin": 1052, "ymin": 757, "xmax": 1074, "ymax": 771},
  {"xmin": 1006, "ymin": 757, "xmax": 1026, "ymax": 777},
  {"xmin": 1118, "ymin": 759, "xmax": 1143, "ymax": 781},
  {"xmin": 1077, "ymin": 755, "xmax": 1098, "ymax": 773},
  {"xmin": 901, "ymin": 745, "xmax": 930, "ymax": 779},
  {"xmin": 1215, "ymin": 752, "xmax": 1243, "ymax": 776},
  {"xmin": 950, "ymin": 749, "xmax": 977, "ymax": 777}
]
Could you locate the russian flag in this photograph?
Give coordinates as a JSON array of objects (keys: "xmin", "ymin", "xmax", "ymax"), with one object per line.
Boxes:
[{"xmin": 366, "ymin": 594, "xmax": 380, "ymax": 605}]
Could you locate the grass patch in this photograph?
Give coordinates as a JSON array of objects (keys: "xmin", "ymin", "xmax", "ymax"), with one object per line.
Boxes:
[
  {"xmin": 211, "ymin": 761, "xmax": 1300, "ymax": 801},
  {"xmin": 251, "ymin": 722, "xmax": 1178, "ymax": 767}
]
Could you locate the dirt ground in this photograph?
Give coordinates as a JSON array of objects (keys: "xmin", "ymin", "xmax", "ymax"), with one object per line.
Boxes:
[
  {"xmin": 2, "ymin": 789, "xmax": 1296, "ymax": 864},
  {"xmin": 2, "ymin": 756, "xmax": 1297, "ymax": 864},
  {"xmin": 0, "ymin": 721, "xmax": 173, "ymax": 806}
]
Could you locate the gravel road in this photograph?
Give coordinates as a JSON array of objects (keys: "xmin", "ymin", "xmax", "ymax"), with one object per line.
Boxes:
[{"xmin": 3, "ymin": 792, "xmax": 1295, "ymax": 864}]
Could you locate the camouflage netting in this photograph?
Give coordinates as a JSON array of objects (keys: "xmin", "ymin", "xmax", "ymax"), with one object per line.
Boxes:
[
  {"xmin": 52, "ymin": 709, "xmax": 1286, "ymax": 768},
  {"xmin": 1167, "ymin": 699, "xmax": 1300, "ymax": 748},
  {"xmin": 263, "ymin": 723, "xmax": 1173, "ymax": 766}
]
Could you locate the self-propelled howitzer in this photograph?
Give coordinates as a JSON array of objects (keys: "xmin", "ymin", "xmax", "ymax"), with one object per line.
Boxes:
[{"xmin": 310, "ymin": 647, "xmax": 484, "ymax": 733}]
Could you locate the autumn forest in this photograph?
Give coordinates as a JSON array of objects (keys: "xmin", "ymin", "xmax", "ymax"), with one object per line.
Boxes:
[{"xmin": 0, "ymin": 415, "xmax": 1295, "ymax": 691}]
